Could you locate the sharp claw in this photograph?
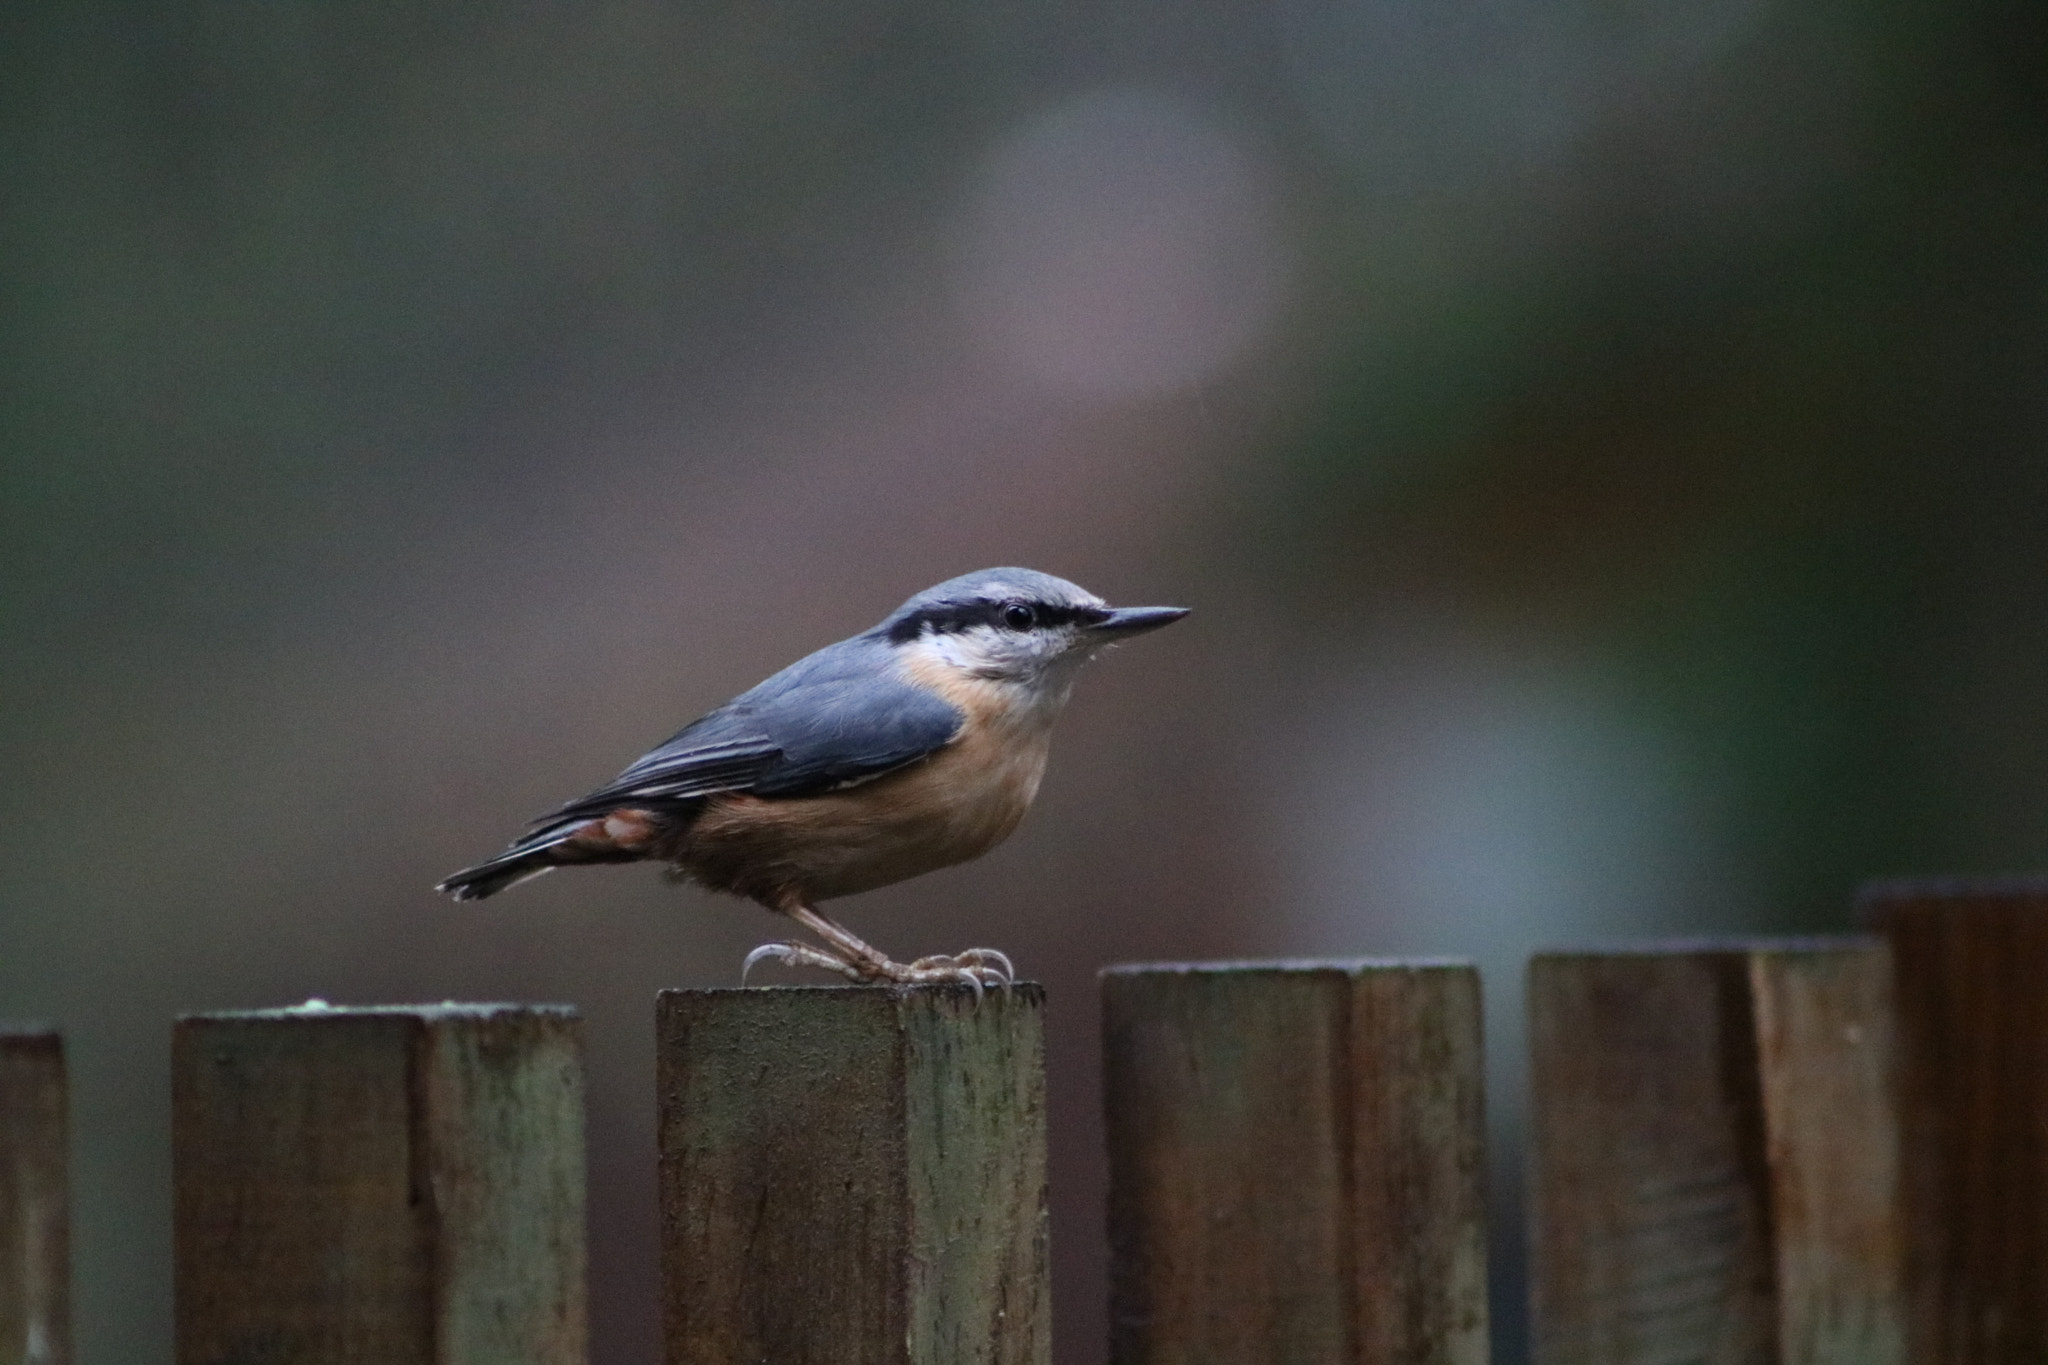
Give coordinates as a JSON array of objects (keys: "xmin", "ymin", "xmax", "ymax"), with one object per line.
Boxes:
[
  {"xmin": 918, "ymin": 951, "xmax": 1014, "ymax": 986},
  {"xmin": 956, "ymin": 948, "xmax": 1016, "ymax": 984},
  {"xmin": 896, "ymin": 948, "xmax": 1020, "ymax": 1000},
  {"xmin": 943, "ymin": 967, "xmax": 985, "ymax": 1003},
  {"xmin": 741, "ymin": 941, "xmax": 793, "ymax": 984},
  {"xmin": 922, "ymin": 963, "xmax": 984, "ymax": 1000},
  {"xmin": 752, "ymin": 909, "xmax": 1021, "ymax": 996},
  {"xmin": 741, "ymin": 940, "xmax": 866, "ymax": 984}
]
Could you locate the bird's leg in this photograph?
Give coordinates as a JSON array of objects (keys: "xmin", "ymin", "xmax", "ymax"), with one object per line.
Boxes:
[
  {"xmin": 800, "ymin": 907, "xmax": 1016, "ymax": 990},
  {"xmin": 739, "ymin": 899, "xmax": 876, "ymax": 985},
  {"xmin": 744, "ymin": 903, "xmax": 1014, "ymax": 990}
]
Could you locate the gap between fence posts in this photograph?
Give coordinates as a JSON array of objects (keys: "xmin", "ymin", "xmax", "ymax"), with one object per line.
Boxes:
[
  {"xmin": 0, "ymin": 1026, "xmax": 67, "ymax": 1365},
  {"xmin": 657, "ymin": 983, "xmax": 1049, "ymax": 1365},
  {"xmin": 1102, "ymin": 960, "xmax": 1488, "ymax": 1365},
  {"xmin": 1526, "ymin": 940, "xmax": 1903, "ymax": 1365},
  {"xmin": 173, "ymin": 1003, "xmax": 586, "ymax": 1365},
  {"xmin": 1868, "ymin": 879, "xmax": 2048, "ymax": 1365}
]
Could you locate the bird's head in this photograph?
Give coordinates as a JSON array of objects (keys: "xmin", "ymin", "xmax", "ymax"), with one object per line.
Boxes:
[{"xmin": 877, "ymin": 568, "xmax": 1188, "ymax": 698}]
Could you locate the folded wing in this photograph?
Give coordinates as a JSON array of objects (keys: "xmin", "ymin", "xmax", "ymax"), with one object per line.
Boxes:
[{"xmin": 438, "ymin": 640, "xmax": 964, "ymax": 900}]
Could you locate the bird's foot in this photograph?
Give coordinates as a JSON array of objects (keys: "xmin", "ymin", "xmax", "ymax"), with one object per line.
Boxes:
[
  {"xmin": 748, "ymin": 903, "xmax": 1016, "ymax": 995},
  {"xmin": 904, "ymin": 947, "xmax": 1015, "ymax": 990},
  {"xmin": 740, "ymin": 938, "xmax": 1015, "ymax": 996}
]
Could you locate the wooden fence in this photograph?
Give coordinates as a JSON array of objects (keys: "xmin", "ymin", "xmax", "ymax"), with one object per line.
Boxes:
[{"xmin": 4, "ymin": 880, "xmax": 2048, "ymax": 1363}]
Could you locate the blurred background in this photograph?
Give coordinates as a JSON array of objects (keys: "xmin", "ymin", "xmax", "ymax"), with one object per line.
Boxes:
[{"xmin": 4, "ymin": 0, "xmax": 2046, "ymax": 1359}]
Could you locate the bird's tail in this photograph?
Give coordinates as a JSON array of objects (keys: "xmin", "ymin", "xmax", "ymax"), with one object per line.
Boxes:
[
  {"xmin": 436, "ymin": 807, "xmax": 669, "ymax": 901},
  {"xmin": 435, "ymin": 821, "xmax": 589, "ymax": 901},
  {"xmin": 436, "ymin": 853, "xmax": 557, "ymax": 901}
]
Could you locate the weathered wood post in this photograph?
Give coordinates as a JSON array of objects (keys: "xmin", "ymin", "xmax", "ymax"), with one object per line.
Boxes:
[
  {"xmin": 173, "ymin": 1002, "xmax": 586, "ymax": 1365},
  {"xmin": 1527, "ymin": 941, "xmax": 1903, "ymax": 1365},
  {"xmin": 658, "ymin": 984, "xmax": 1049, "ymax": 1365},
  {"xmin": 1101, "ymin": 960, "xmax": 1488, "ymax": 1365},
  {"xmin": 0, "ymin": 1027, "xmax": 67, "ymax": 1365},
  {"xmin": 1867, "ymin": 879, "xmax": 2048, "ymax": 1365}
]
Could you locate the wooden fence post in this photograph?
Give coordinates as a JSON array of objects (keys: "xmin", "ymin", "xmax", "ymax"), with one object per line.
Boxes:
[
  {"xmin": 1101, "ymin": 961, "xmax": 1488, "ymax": 1365},
  {"xmin": 1527, "ymin": 941, "xmax": 1903, "ymax": 1365},
  {"xmin": 658, "ymin": 984, "xmax": 1049, "ymax": 1365},
  {"xmin": 0, "ymin": 1027, "xmax": 67, "ymax": 1365},
  {"xmin": 173, "ymin": 1003, "xmax": 586, "ymax": 1365},
  {"xmin": 1867, "ymin": 879, "xmax": 2048, "ymax": 1364}
]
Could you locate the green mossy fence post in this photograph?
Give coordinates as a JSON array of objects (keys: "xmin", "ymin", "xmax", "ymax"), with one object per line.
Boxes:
[
  {"xmin": 0, "ymin": 1027, "xmax": 67, "ymax": 1365},
  {"xmin": 1101, "ymin": 961, "xmax": 1488, "ymax": 1365},
  {"xmin": 173, "ymin": 1003, "xmax": 586, "ymax": 1365},
  {"xmin": 657, "ymin": 984, "xmax": 1050, "ymax": 1365},
  {"xmin": 1527, "ymin": 942, "xmax": 1903, "ymax": 1365}
]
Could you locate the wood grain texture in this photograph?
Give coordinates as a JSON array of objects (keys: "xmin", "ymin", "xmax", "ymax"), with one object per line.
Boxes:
[
  {"xmin": 174, "ymin": 1004, "xmax": 586, "ymax": 1365},
  {"xmin": 1749, "ymin": 945, "xmax": 1904, "ymax": 1364},
  {"xmin": 1867, "ymin": 880, "xmax": 2048, "ymax": 1365},
  {"xmin": 1101, "ymin": 961, "xmax": 1487, "ymax": 1365},
  {"xmin": 0, "ymin": 1028, "xmax": 67, "ymax": 1365},
  {"xmin": 658, "ymin": 984, "xmax": 1048, "ymax": 1365},
  {"xmin": 1528, "ymin": 942, "xmax": 1902, "ymax": 1365}
]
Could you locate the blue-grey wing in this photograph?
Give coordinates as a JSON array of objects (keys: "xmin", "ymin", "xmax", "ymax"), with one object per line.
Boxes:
[
  {"xmin": 741, "ymin": 648, "xmax": 964, "ymax": 797},
  {"xmin": 543, "ymin": 725, "xmax": 781, "ymax": 821},
  {"xmin": 542, "ymin": 637, "xmax": 961, "ymax": 821}
]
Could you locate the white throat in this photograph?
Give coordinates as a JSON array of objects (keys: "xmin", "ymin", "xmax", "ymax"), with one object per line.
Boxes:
[{"xmin": 905, "ymin": 629, "xmax": 1089, "ymax": 724}]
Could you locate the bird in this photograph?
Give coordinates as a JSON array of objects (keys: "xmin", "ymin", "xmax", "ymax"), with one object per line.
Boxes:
[{"xmin": 437, "ymin": 567, "xmax": 1188, "ymax": 987}]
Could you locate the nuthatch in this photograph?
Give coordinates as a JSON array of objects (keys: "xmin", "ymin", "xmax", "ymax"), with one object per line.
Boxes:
[{"xmin": 437, "ymin": 568, "xmax": 1187, "ymax": 986}]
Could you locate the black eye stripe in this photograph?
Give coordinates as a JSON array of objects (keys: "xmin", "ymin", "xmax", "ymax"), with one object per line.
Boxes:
[
  {"xmin": 884, "ymin": 599, "xmax": 1107, "ymax": 642},
  {"xmin": 1041, "ymin": 603, "xmax": 1111, "ymax": 629}
]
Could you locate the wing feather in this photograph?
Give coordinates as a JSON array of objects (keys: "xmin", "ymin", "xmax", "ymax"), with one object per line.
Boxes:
[{"xmin": 536, "ymin": 638, "xmax": 963, "ymax": 825}]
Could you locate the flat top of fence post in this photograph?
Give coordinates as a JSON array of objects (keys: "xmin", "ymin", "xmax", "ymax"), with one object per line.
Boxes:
[
  {"xmin": 0, "ymin": 1023, "xmax": 60, "ymax": 1044},
  {"xmin": 1102, "ymin": 950, "xmax": 1488, "ymax": 1365},
  {"xmin": 1531, "ymin": 935, "xmax": 1879, "ymax": 960},
  {"xmin": 174, "ymin": 996, "xmax": 587, "ymax": 1365},
  {"xmin": 177, "ymin": 1001, "xmax": 580, "ymax": 1023},
  {"xmin": 0, "ymin": 1020, "xmax": 69, "ymax": 1365},
  {"xmin": 666, "ymin": 982, "xmax": 1036, "ymax": 998},
  {"xmin": 1859, "ymin": 874, "xmax": 2048, "ymax": 907},
  {"xmin": 1101, "ymin": 957, "xmax": 1475, "ymax": 976},
  {"xmin": 1527, "ymin": 938, "xmax": 1906, "ymax": 1365},
  {"xmin": 1864, "ymin": 870, "xmax": 2048, "ymax": 1364},
  {"xmin": 657, "ymin": 977, "xmax": 1048, "ymax": 1365}
]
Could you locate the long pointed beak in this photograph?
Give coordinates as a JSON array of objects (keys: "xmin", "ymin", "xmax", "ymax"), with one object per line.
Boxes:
[{"xmin": 1089, "ymin": 605, "xmax": 1190, "ymax": 639}]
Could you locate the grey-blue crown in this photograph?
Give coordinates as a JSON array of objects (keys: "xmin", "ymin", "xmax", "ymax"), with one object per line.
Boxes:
[{"xmin": 877, "ymin": 568, "xmax": 1106, "ymax": 643}]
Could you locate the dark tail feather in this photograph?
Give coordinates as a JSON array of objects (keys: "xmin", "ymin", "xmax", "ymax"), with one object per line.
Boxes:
[
  {"xmin": 436, "ymin": 823, "xmax": 589, "ymax": 901},
  {"xmin": 436, "ymin": 852, "xmax": 559, "ymax": 901},
  {"xmin": 437, "ymin": 806, "xmax": 675, "ymax": 901}
]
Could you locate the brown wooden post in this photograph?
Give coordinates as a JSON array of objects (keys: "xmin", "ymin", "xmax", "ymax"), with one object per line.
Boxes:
[
  {"xmin": 658, "ymin": 984, "xmax": 1049, "ymax": 1365},
  {"xmin": 173, "ymin": 1002, "xmax": 586, "ymax": 1365},
  {"xmin": 1527, "ymin": 941, "xmax": 1903, "ymax": 1365},
  {"xmin": 0, "ymin": 1027, "xmax": 68, "ymax": 1365},
  {"xmin": 1867, "ymin": 879, "xmax": 2048, "ymax": 1365},
  {"xmin": 1101, "ymin": 961, "xmax": 1488, "ymax": 1365}
]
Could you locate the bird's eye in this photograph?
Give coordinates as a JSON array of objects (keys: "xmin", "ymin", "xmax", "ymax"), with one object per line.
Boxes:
[{"xmin": 1002, "ymin": 602, "xmax": 1037, "ymax": 631}]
